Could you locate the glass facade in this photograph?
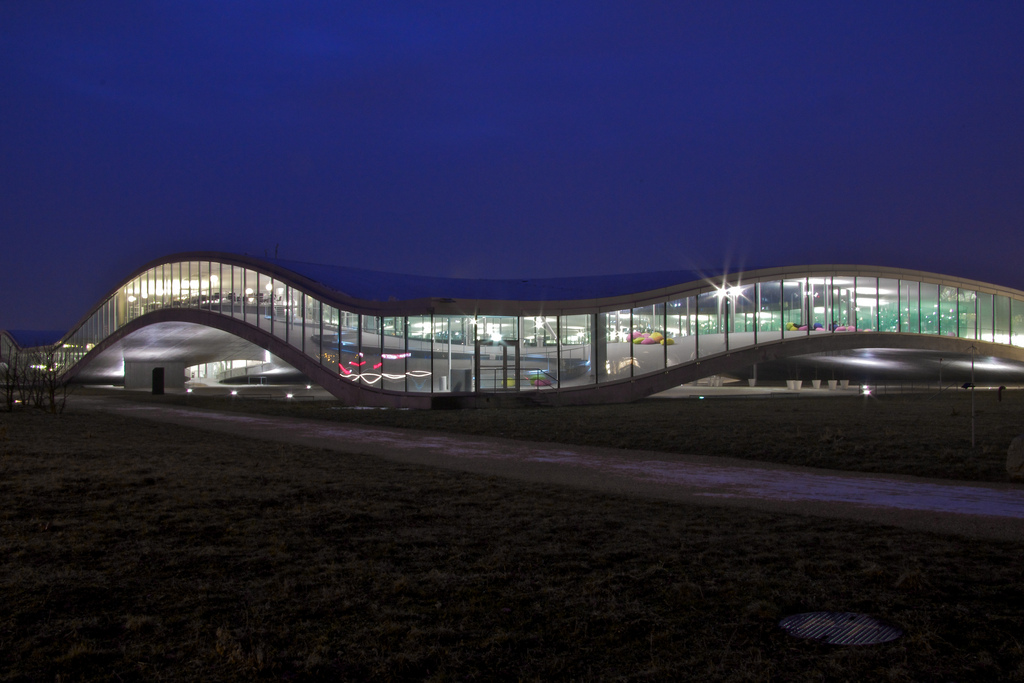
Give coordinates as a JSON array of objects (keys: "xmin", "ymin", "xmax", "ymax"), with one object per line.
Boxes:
[{"xmin": 14, "ymin": 258, "xmax": 1024, "ymax": 398}]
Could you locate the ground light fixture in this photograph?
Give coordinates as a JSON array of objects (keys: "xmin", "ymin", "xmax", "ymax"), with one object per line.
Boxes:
[
  {"xmin": 779, "ymin": 612, "xmax": 902, "ymax": 645},
  {"xmin": 286, "ymin": 393, "xmax": 293, "ymax": 398}
]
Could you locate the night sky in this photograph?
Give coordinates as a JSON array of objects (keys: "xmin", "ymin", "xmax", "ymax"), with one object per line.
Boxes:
[{"xmin": 3, "ymin": 2, "xmax": 1024, "ymax": 331}]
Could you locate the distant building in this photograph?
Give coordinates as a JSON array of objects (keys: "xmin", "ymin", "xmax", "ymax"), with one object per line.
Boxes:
[{"xmin": 4, "ymin": 252, "xmax": 1024, "ymax": 407}]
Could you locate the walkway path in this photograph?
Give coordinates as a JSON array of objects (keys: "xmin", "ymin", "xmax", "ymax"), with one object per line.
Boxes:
[{"xmin": 73, "ymin": 396, "xmax": 1024, "ymax": 542}]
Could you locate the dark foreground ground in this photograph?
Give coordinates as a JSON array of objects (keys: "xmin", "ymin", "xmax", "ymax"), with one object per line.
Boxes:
[{"xmin": 2, "ymin": 397, "xmax": 1024, "ymax": 681}]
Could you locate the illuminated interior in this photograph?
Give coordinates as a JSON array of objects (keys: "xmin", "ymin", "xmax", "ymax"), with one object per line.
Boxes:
[{"xmin": 5, "ymin": 254, "xmax": 1024, "ymax": 404}]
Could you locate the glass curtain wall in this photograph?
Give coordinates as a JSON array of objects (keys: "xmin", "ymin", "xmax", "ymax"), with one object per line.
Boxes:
[
  {"xmin": 406, "ymin": 315, "xmax": 432, "ymax": 392},
  {"xmin": 304, "ymin": 295, "xmax": 319, "ymax": 360},
  {"xmin": 631, "ymin": 304, "xmax": 665, "ymax": 374},
  {"xmin": 321, "ymin": 305, "xmax": 341, "ymax": 372},
  {"xmin": 230, "ymin": 266, "xmax": 244, "ymax": 320},
  {"xmin": 856, "ymin": 277, "xmax": 877, "ymax": 331},
  {"xmin": 878, "ymin": 278, "xmax": 899, "ymax": 332},
  {"xmin": 666, "ymin": 296, "xmax": 696, "ymax": 365},
  {"xmin": 50, "ymin": 261, "xmax": 1024, "ymax": 393},
  {"xmin": 1013, "ymin": 300, "xmax": 1024, "ymax": 347},
  {"xmin": 977, "ymin": 292, "xmax": 993, "ymax": 342},
  {"xmin": 599, "ymin": 309, "xmax": 632, "ymax": 382},
  {"xmin": 832, "ymin": 278, "xmax": 855, "ymax": 329},
  {"xmin": 807, "ymin": 279, "xmax": 828, "ymax": 330},
  {"xmin": 731, "ymin": 285, "xmax": 757, "ymax": 345},
  {"xmin": 381, "ymin": 317, "xmax": 406, "ymax": 392},
  {"xmin": 521, "ymin": 316, "xmax": 558, "ymax": 388},
  {"xmin": 920, "ymin": 283, "xmax": 939, "ymax": 334},
  {"xmin": 359, "ymin": 315, "xmax": 382, "ymax": 386},
  {"xmin": 995, "ymin": 296, "xmax": 1011, "ymax": 344},
  {"xmin": 559, "ymin": 314, "xmax": 593, "ymax": 387},
  {"xmin": 272, "ymin": 280, "xmax": 288, "ymax": 343},
  {"xmin": 900, "ymin": 280, "xmax": 920, "ymax": 334},
  {"xmin": 758, "ymin": 281, "xmax": 782, "ymax": 341},
  {"xmin": 939, "ymin": 286, "xmax": 958, "ymax": 336},
  {"xmin": 958, "ymin": 289, "xmax": 977, "ymax": 339},
  {"xmin": 431, "ymin": 316, "xmax": 473, "ymax": 392},
  {"xmin": 782, "ymin": 279, "xmax": 805, "ymax": 336}
]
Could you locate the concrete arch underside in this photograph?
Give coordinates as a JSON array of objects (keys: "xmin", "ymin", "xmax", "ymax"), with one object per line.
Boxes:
[{"xmin": 62, "ymin": 310, "xmax": 1024, "ymax": 408}]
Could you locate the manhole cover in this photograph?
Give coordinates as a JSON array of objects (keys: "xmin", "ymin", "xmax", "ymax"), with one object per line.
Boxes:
[{"xmin": 779, "ymin": 612, "xmax": 902, "ymax": 645}]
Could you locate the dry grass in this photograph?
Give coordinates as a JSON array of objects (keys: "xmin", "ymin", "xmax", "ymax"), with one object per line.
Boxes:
[
  {"xmin": 2, "ymin": 408, "xmax": 1024, "ymax": 681},
  {"xmin": 145, "ymin": 387, "xmax": 1024, "ymax": 482}
]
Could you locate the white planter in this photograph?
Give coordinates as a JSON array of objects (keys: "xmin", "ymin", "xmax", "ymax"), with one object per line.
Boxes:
[
  {"xmin": 828, "ymin": 379, "xmax": 838, "ymax": 390},
  {"xmin": 811, "ymin": 379, "xmax": 822, "ymax": 389},
  {"xmin": 748, "ymin": 378, "xmax": 757, "ymax": 387},
  {"xmin": 840, "ymin": 379, "xmax": 849, "ymax": 389}
]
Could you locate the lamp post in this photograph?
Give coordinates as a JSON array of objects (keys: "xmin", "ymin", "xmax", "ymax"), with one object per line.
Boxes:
[{"xmin": 970, "ymin": 344, "xmax": 976, "ymax": 448}]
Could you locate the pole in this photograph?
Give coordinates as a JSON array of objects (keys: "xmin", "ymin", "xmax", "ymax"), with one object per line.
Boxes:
[{"xmin": 971, "ymin": 344, "xmax": 976, "ymax": 448}]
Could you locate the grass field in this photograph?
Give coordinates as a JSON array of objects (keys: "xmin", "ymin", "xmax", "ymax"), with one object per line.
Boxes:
[
  {"xmin": 144, "ymin": 387, "xmax": 1024, "ymax": 482},
  {"xmin": 3, "ymin": 399, "xmax": 1024, "ymax": 681}
]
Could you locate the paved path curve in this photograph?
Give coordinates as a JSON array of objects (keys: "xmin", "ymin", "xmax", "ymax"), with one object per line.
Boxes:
[{"xmin": 73, "ymin": 396, "xmax": 1024, "ymax": 542}]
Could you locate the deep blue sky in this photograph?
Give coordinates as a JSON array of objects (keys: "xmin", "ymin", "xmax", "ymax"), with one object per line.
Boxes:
[{"xmin": 3, "ymin": 2, "xmax": 1024, "ymax": 330}]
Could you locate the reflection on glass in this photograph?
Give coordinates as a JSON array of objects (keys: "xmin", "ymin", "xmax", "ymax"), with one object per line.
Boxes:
[
  {"xmin": 231, "ymin": 266, "xmax": 245, "ymax": 319},
  {"xmin": 270, "ymin": 279, "xmax": 288, "ymax": 341},
  {"xmin": 758, "ymin": 281, "xmax": 782, "ymax": 341},
  {"xmin": 406, "ymin": 315, "xmax": 433, "ymax": 392},
  {"xmin": 320, "ymin": 304, "xmax": 341, "ymax": 370},
  {"xmin": 958, "ymin": 289, "xmax": 976, "ymax": 339},
  {"xmin": 729, "ymin": 285, "xmax": 757, "ymax": 349},
  {"xmin": 878, "ymin": 278, "xmax": 899, "ymax": 332},
  {"xmin": 666, "ymin": 296, "xmax": 696, "ymax": 365},
  {"xmin": 631, "ymin": 304, "xmax": 664, "ymax": 373},
  {"xmin": 382, "ymin": 316, "xmax": 406, "ymax": 392},
  {"xmin": 900, "ymin": 280, "xmax": 919, "ymax": 334},
  {"xmin": 521, "ymin": 316, "xmax": 558, "ymax": 389},
  {"xmin": 995, "ymin": 295, "xmax": 1011, "ymax": 344},
  {"xmin": 920, "ymin": 283, "xmax": 939, "ymax": 334},
  {"xmin": 939, "ymin": 286, "xmax": 958, "ymax": 336},
  {"xmin": 977, "ymin": 292, "xmax": 993, "ymax": 342},
  {"xmin": 856, "ymin": 277, "xmax": 876, "ymax": 331},
  {"xmin": 304, "ymin": 294, "xmax": 320, "ymax": 359},
  {"xmin": 1012, "ymin": 299, "xmax": 1024, "ymax": 347},
  {"xmin": 599, "ymin": 309, "xmax": 631, "ymax": 381},
  {"xmin": 559, "ymin": 314, "xmax": 593, "ymax": 386},
  {"xmin": 782, "ymin": 279, "xmax": 805, "ymax": 336}
]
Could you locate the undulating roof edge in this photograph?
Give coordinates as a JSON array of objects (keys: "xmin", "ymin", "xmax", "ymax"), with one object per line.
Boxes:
[
  {"xmin": 265, "ymin": 257, "xmax": 738, "ymax": 303},
  {"xmin": 2, "ymin": 330, "xmax": 67, "ymax": 348},
  {"xmin": 118, "ymin": 252, "xmax": 1024, "ymax": 307},
  {"xmin": 6, "ymin": 254, "xmax": 1024, "ymax": 349}
]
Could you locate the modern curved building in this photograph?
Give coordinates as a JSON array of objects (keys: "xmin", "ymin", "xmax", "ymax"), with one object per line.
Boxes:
[{"xmin": 4, "ymin": 252, "xmax": 1024, "ymax": 408}]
